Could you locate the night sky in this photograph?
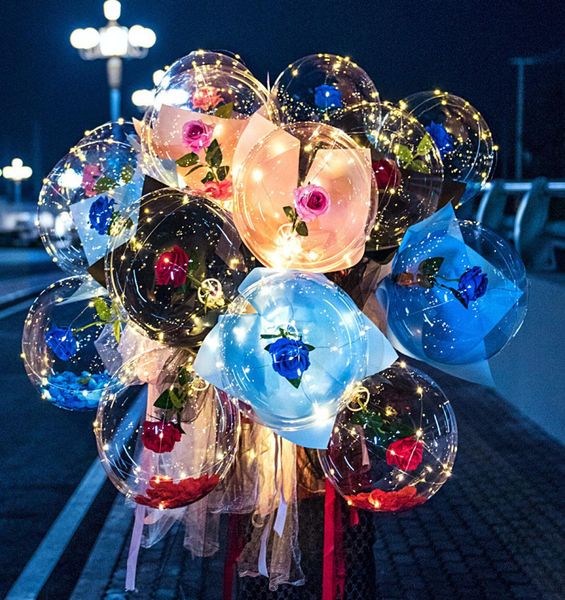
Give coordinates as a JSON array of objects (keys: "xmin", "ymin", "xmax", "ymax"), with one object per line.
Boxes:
[{"xmin": 1, "ymin": 0, "xmax": 564, "ymax": 198}]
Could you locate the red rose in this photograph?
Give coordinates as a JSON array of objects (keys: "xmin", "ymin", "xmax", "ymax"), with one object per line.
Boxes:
[
  {"xmin": 141, "ymin": 420, "xmax": 182, "ymax": 453},
  {"xmin": 372, "ymin": 158, "xmax": 402, "ymax": 191},
  {"xmin": 135, "ymin": 474, "xmax": 220, "ymax": 509},
  {"xmin": 154, "ymin": 245, "xmax": 189, "ymax": 288},
  {"xmin": 346, "ymin": 486, "xmax": 426, "ymax": 512},
  {"xmin": 386, "ymin": 436, "xmax": 424, "ymax": 471}
]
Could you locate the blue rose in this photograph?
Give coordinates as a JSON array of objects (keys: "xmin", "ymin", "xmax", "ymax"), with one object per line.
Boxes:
[
  {"xmin": 45, "ymin": 325, "xmax": 79, "ymax": 361},
  {"xmin": 89, "ymin": 195, "xmax": 114, "ymax": 235},
  {"xmin": 425, "ymin": 121, "xmax": 454, "ymax": 157},
  {"xmin": 267, "ymin": 337, "xmax": 311, "ymax": 384},
  {"xmin": 457, "ymin": 266, "xmax": 488, "ymax": 307},
  {"xmin": 314, "ymin": 84, "xmax": 343, "ymax": 110}
]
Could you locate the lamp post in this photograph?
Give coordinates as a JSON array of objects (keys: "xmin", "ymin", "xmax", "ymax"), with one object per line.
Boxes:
[
  {"xmin": 2, "ymin": 158, "xmax": 33, "ymax": 204},
  {"xmin": 131, "ymin": 69, "xmax": 166, "ymax": 111},
  {"xmin": 70, "ymin": 1, "xmax": 156, "ymax": 122}
]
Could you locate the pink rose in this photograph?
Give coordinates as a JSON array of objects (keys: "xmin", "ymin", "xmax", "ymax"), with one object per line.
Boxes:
[
  {"xmin": 182, "ymin": 120, "xmax": 214, "ymax": 153},
  {"xmin": 192, "ymin": 86, "xmax": 224, "ymax": 111},
  {"xmin": 83, "ymin": 164, "xmax": 102, "ymax": 197},
  {"xmin": 200, "ymin": 179, "xmax": 233, "ymax": 201},
  {"xmin": 293, "ymin": 184, "xmax": 331, "ymax": 222}
]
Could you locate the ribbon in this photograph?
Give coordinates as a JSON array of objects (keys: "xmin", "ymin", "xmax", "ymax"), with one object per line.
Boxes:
[
  {"xmin": 322, "ymin": 479, "xmax": 346, "ymax": 600},
  {"xmin": 125, "ymin": 504, "xmax": 145, "ymax": 591}
]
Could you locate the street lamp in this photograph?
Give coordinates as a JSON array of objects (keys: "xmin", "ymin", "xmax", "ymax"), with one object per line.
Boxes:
[
  {"xmin": 70, "ymin": 1, "xmax": 157, "ymax": 121},
  {"xmin": 2, "ymin": 158, "xmax": 33, "ymax": 204},
  {"xmin": 131, "ymin": 69, "xmax": 166, "ymax": 110}
]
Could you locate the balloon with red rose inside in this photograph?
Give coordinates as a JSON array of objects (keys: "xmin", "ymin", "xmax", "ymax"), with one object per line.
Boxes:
[{"xmin": 318, "ymin": 363, "xmax": 457, "ymax": 512}]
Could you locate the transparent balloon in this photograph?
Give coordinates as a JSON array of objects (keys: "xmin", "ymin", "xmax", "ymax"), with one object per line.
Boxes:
[
  {"xmin": 194, "ymin": 269, "xmax": 397, "ymax": 448},
  {"xmin": 402, "ymin": 91, "xmax": 495, "ymax": 205},
  {"xmin": 22, "ymin": 275, "xmax": 123, "ymax": 411},
  {"xmin": 76, "ymin": 120, "xmax": 139, "ymax": 148},
  {"xmin": 367, "ymin": 102, "xmax": 444, "ymax": 250},
  {"xmin": 96, "ymin": 349, "xmax": 239, "ymax": 509},
  {"xmin": 141, "ymin": 54, "xmax": 270, "ymax": 201},
  {"xmin": 107, "ymin": 188, "xmax": 257, "ymax": 347},
  {"xmin": 270, "ymin": 53, "xmax": 381, "ymax": 137},
  {"xmin": 378, "ymin": 206, "xmax": 528, "ymax": 365},
  {"xmin": 233, "ymin": 122, "xmax": 377, "ymax": 272},
  {"xmin": 38, "ymin": 123, "xmax": 143, "ymax": 276},
  {"xmin": 319, "ymin": 363, "xmax": 457, "ymax": 512}
]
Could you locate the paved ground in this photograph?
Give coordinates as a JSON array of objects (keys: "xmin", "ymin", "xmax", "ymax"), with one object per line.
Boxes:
[{"xmin": 65, "ymin": 365, "xmax": 564, "ymax": 600}]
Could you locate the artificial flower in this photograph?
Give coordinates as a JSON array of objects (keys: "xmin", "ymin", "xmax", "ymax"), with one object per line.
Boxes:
[
  {"xmin": 372, "ymin": 158, "xmax": 402, "ymax": 191},
  {"xmin": 192, "ymin": 86, "xmax": 224, "ymax": 111},
  {"xmin": 346, "ymin": 486, "xmax": 426, "ymax": 512},
  {"xmin": 82, "ymin": 164, "xmax": 102, "ymax": 197},
  {"xmin": 314, "ymin": 84, "xmax": 343, "ymax": 110},
  {"xmin": 135, "ymin": 474, "xmax": 220, "ymax": 509},
  {"xmin": 425, "ymin": 121, "xmax": 454, "ymax": 157},
  {"xmin": 182, "ymin": 120, "xmax": 215, "ymax": 153},
  {"xmin": 45, "ymin": 325, "xmax": 79, "ymax": 361},
  {"xmin": 267, "ymin": 337, "xmax": 311, "ymax": 382},
  {"xmin": 141, "ymin": 420, "xmax": 182, "ymax": 453},
  {"xmin": 154, "ymin": 245, "xmax": 189, "ymax": 288},
  {"xmin": 88, "ymin": 195, "xmax": 114, "ymax": 235},
  {"xmin": 200, "ymin": 179, "xmax": 233, "ymax": 201},
  {"xmin": 457, "ymin": 266, "xmax": 488, "ymax": 307},
  {"xmin": 293, "ymin": 184, "xmax": 331, "ymax": 222},
  {"xmin": 386, "ymin": 436, "xmax": 424, "ymax": 471}
]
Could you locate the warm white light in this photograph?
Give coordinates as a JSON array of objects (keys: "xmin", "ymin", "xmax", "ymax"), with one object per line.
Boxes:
[
  {"xmin": 128, "ymin": 25, "xmax": 156, "ymax": 49},
  {"xmin": 152, "ymin": 69, "xmax": 165, "ymax": 86},
  {"xmin": 99, "ymin": 24, "xmax": 129, "ymax": 57},
  {"xmin": 3, "ymin": 158, "xmax": 32, "ymax": 182},
  {"xmin": 103, "ymin": 0, "xmax": 121, "ymax": 21},
  {"xmin": 131, "ymin": 88, "xmax": 154, "ymax": 108}
]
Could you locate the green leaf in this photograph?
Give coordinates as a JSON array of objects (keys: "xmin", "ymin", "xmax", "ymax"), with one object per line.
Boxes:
[
  {"xmin": 93, "ymin": 297, "xmax": 112, "ymax": 322},
  {"xmin": 185, "ymin": 164, "xmax": 205, "ymax": 177},
  {"xmin": 260, "ymin": 333, "xmax": 281, "ymax": 339},
  {"xmin": 295, "ymin": 221, "xmax": 309, "ymax": 236},
  {"xmin": 416, "ymin": 274, "xmax": 435, "ymax": 288},
  {"xmin": 418, "ymin": 257, "xmax": 444, "ymax": 277},
  {"xmin": 452, "ymin": 289, "xmax": 469, "ymax": 308},
  {"xmin": 178, "ymin": 367, "xmax": 190, "ymax": 387},
  {"xmin": 416, "ymin": 132, "xmax": 434, "ymax": 156},
  {"xmin": 113, "ymin": 320, "xmax": 121, "ymax": 343},
  {"xmin": 121, "ymin": 164, "xmax": 134, "ymax": 183},
  {"xmin": 201, "ymin": 171, "xmax": 214, "ymax": 184},
  {"xmin": 216, "ymin": 165, "xmax": 229, "ymax": 181},
  {"xmin": 169, "ymin": 388, "xmax": 183, "ymax": 409},
  {"xmin": 283, "ymin": 205, "xmax": 296, "ymax": 222},
  {"xmin": 153, "ymin": 389, "xmax": 173, "ymax": 410},
  {"xmin": 187, "ymin": 255, "xmax": 200, "ymax": 272},
  {"xmin": 264, "ymin": 343, "xmax": 272, "ymax": 351},
  {"xmin": 410, "ymin": 159, "xmax": 431, "ymax": 174},
  {"xmin": 176, "ymin": 152, "xmax": 199, "ymax": 167},
  {"xmin": 78, "ymin": 376, "xmax": 91, "ymax": 385},
  {"xmin": 394, "ymin": 144, "xmax": 414, "ymax": 168},
  {"xmin": 205, "ymin": 139, "xmax": 222, "ymax": 168},
  {"xmin": 304, "ymin": 344, "xmax": 315, "ymax": 351},
  {"xmin": 286, "ymin": 377, "xmax": 302, "ymax": 389},
  {"xmin": 214, "ymin": 102, "xmax": 234, "ymax": 119},
  {"xmin": 93, "ymin": 176, "xmax": 118, "ymax": 193}
]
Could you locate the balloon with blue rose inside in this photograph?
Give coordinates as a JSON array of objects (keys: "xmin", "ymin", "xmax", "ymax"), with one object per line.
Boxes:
[
  {"xmin": 22, "ymin": 275, "xmax": 125, "ymax": 410},
  {"xmin": 194, "ymin": 268, "xmax": 398, "ymax": 449},
  {"xmin": 377, "ymin": 205, "xmax": 528, "ymax": 366},
  {"xmin": 37, "ymin": 121, "xmax": 142, "ymax": 276}
]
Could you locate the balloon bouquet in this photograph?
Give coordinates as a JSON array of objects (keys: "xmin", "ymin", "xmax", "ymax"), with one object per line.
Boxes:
[{"xmin": 22, "ymin": 50, "xmax": 527, "ymax": 597}]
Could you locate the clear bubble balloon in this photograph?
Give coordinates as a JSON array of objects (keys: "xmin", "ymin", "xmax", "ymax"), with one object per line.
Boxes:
[
  {"xmin": 141, "ymin": 54, "xmax": 270, "ymax": 201},
  {"xmin": 367, "ymin": 102, "xmax": 444, "ymax": 251},
  {"xmin": 76, "ymin": 120, "xmax": 139, "ymax": 148},
  {"xmin": 107, "ymin": 188, "xmax": 257, "ymax": 347},
  {"xmin": 401, "ymin": 91, "xmax": 495, "ymax": 205},
  {"xmin": 319, "ymin": 363, "xmax": 457, "ymax": 512},
  {"xmin": 194, "ymin": 268, "xmax": 397, "ymax": 448},
  {"xmin": 270, "ymin": 53, "xmax": 381, "ymax": 137},
  {"xmin": 233, "ymin": 122, "xmax": 377, "ymax": 272},
  {"xmin": 22, "ymin": 275, "xmax": 123, "ymax": 411},
  {"xmin": 38, "ymin": 123, "xmax": 143, "ymax": 276},
  {"xmin": 378, "ymin": 206, "xmax": 528, "ymax": 365},
  {"xmin": 96, "ymin": 349, "xmax": 239, "ymax": 509}
]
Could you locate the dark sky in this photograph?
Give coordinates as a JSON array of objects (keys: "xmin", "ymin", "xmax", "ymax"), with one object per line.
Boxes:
[{"xmin": 1, "ymin": 0, "xmax": 564, "ymax": 197}]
